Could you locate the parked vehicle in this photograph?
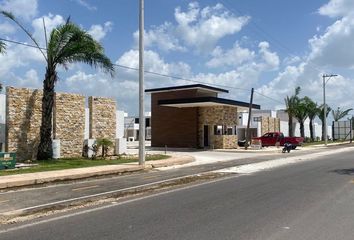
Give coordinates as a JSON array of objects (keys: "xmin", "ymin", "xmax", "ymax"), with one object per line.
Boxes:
[{"xmin": 252, "ymin": 132, "xmax": 304, "ymax": 149}]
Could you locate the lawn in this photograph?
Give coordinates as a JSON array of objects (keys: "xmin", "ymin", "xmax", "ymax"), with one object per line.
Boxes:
[{"xmin": 0, "ymin": 154, "xmax": 170, "ymax": 176}]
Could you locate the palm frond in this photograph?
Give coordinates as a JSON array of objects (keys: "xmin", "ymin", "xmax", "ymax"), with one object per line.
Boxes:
[
  {"xmin": 0, "ymin": 41, "xmax": 6, "ymax": 54},
  {"xmin": 48, "ymin": 22, "xmax": 114, "ymax": 76},
  {"xmin": 1, "ymin": 11, "xmax": 47, "ymax": 61},
  {"xmin": 332, "ymin": 107, "xmax": 353, "ymax": 121}
]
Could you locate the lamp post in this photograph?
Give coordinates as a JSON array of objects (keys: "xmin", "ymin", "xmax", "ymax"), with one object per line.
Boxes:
[
  {"xmin": 323, "ymin": 74, "xmax": 337, "ymax": 146},
  {"xmin": 138, "ymin": 0, "xmax": 145, "ymax": 166}
]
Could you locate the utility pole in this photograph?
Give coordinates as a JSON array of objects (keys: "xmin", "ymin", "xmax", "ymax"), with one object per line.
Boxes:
[
  {"xmin": 245, "ymin": 88, "xmax": 254, "ymax": 149},
  {"xmin": 323, "ymin": 74, "xmax": 337, "ymax": 146},
  {"xmin": 138, "ymin": 0, "xmax": 145, "ymax": 166}
]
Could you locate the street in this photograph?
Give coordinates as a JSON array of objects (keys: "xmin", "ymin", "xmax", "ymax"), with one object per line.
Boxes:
[{"xmin": 1, "ymin": 147, "xmax": 354, "ymax": 239}]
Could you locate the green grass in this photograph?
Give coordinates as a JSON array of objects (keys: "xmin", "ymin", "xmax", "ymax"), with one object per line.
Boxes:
[{"xmin": 0, "ymin": 154, "xmax": 170, "ymax": 176}]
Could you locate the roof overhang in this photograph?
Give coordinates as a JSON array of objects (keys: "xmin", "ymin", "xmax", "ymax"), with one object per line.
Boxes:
[
  {"xmin": 158, "ymin": 97, "xmax": 260, "ymax": 111},
  {"xmin": 145, "ymin": 84, "xmax": 228, "ymax": 94}
]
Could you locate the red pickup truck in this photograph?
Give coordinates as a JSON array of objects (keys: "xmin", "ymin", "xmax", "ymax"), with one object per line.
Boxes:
[{"xmin": 252, "ymin": 132, "xmax": 304, "ymax": 149}]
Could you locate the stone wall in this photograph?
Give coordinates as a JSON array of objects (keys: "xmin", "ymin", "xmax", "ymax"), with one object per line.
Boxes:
[
  {"xmin": 198, "ymin": 106, "xmax": 238, "ymax": 148},
  {"xmin": 261, "ymin": 117, "xmax": 280, "ymax": 135},
  {"xmin": 6, "ymin": 87, "xmax": 95, "ymax": 160},
  {"xmin": 212, "ymin": 135, "xmax": 238, "ymax": 149},
  {"xmin": 89, "ymin": 96, "xmax": 116, "ymax": 155},
  {"xmin": 6, "ymin": 87, "xmax": 43, "ymax": 160},
  {"xmin": 53, "ymin": 93, "xmax": 85, "ymax": 158}
]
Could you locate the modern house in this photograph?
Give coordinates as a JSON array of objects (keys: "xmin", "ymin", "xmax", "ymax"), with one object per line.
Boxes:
[{"xmin": 146, "ymin": 84, "xmax": 260, "ymax": 149}]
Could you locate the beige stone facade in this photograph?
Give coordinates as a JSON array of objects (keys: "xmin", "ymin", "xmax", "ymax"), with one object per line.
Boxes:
[
  {"xmin": 261, "ymin": 116, "xmax": 280, "ymax": 135},
  {"xmin": 53, "ymin": 93, "xmax": 85, "ymax": 158},
  {"xmin": 198, "ymin": 106, "xmax": 238, "ymax": 149},
  {"xmin": 89, "ymin": 96, "xmax": 116, "ymax": 155},
  {"xmin": 6, "ymin": 87, "xmax": 118, "ymax": 160},
  {"xmin": 6, "ymin": 87, "xmax": 43, "ymax": 160},
  {"xmin": 212, "ymin": 135, "xmax": 238, "ymax": 149}
]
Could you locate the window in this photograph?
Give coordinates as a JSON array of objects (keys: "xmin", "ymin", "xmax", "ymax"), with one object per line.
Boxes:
[
  {"xmin": 214, "ymin": 125, "xmax": 236, "ymax": 135},
  {"xmin": 253, "ymin": 117, "xmax": 261, "ymax": 122}
]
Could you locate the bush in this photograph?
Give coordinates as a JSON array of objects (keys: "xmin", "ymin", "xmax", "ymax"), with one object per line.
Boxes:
[{"xmin": 96, "ymin": 138, "xmax": 113, "ymax": 158}]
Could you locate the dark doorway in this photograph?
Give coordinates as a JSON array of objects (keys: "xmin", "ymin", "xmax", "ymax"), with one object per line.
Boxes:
[{"xmin": 204, "ymin": 125, "xmax": 209, "ymax": 147}]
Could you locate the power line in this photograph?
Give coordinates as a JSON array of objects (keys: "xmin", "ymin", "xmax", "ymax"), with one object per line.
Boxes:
[
  {"xmin": 0, "ymin": 37, "xmax": 47, "ymax": 50},
  {"xmin": 1, "ymin": 37, "xmax": 284, "ymax": 104}
]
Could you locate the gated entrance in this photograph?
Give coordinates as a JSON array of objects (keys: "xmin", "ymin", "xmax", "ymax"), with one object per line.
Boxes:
[{"xmin": 332, "ymin": 119, "xmax": 354, "ymax": 141}]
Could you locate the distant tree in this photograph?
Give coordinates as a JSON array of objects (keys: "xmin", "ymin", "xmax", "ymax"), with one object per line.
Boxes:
[
  {"xmin": 303, "ymin": 97, "xmax": 318, "ymax": 141},
  {"xmin": 2, "ymin": 11, "xmax": 114, "ymax": 160},
  {"xmin": 0, "ymin": 41, "xmax": 5, "ymax": 54},
  {"xmin": 285, "ymin": 87, "xmax": 301, "ymax": 137},
  {"xmin": 331, "ymin": 107, "xmax": 353, "ymax": 121},
  {"xmin": 293, "ymin": 98, "xmax": 308, "ymax": 138},
  {"xmin": 317, "ymin": 104, "xmax": 332, "ymax": 141}
]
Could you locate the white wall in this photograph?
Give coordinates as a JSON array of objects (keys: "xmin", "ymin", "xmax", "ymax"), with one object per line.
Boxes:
[
  {"xmin": 84, "ymin": 108, "xmax": 89, "ymax": 139},
  {"xmin": 116, "ymin": 110, "xmax": 125, "ymax": 138}
]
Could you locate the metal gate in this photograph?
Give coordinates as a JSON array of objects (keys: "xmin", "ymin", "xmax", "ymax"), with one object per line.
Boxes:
[{"xmin": 332, "ymin": 119, "xmax": 353, "ymax": 141}]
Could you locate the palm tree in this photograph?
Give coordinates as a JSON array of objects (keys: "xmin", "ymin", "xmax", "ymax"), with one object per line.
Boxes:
[
  {"xmin": 0, "ymin": 41, "xmax": 5, "ymax": 54},
  {"xmin": 303, "ymin": 97, "xmax": 318, "ymax": 141},
  {"xmin": 3, "ymin": 12, "xmax": 114, "ymax": 160},
  {"xmin": 331, "ymin": 107, "xmax": 353, "ymax": 121},
  {"xmin": 293, "ymin": 98, "xmax": 308, "ymax": 138},
  {"xmin": 318, "ymin": 104, "xmax": 332, "ymax": 141},
  {"xmin": 284, "ymin": 86, "xmax": 301, "ymax": 137}
]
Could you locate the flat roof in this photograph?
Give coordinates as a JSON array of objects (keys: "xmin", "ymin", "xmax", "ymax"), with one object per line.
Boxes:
[
  {"xmin": 158, "ymin": 97, "xmax": 260, "ymax": 110},
  {"xmin": 145, "ymin": 84, "xmax": 228, "ymax": 94}
]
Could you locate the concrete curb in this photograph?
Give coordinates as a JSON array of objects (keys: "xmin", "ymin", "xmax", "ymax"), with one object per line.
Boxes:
[{"xmin": 0, "ymin": 156, "xmax": 195, "ymax": 190}]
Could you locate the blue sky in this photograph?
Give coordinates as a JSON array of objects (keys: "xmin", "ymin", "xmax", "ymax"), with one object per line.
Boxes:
[{"xmin": 0, "ymin": 0, "xmax": 353, "ymax": 117}]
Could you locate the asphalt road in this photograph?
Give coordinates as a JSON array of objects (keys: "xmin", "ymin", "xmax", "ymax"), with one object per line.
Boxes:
[
  {"xmin": 0, "ymin": 145, "xmax": 346, "ymax": 214},
  {"xmin": 1, "ymin": 147, "xmax": 354, "ymax": 239}
]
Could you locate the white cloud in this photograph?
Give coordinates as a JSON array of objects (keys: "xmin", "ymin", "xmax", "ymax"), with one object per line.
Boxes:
[
  {"xmin": 258, "ymin": 41, "xmax": 280, "ymax": 70},
  {"xmin": 206, "ymin": 43, "xmax": 255, "ymax": 68},
  {"xmin": 72, "ymin": 0, "xmax": 97, "ymax": 11},
  {"xmin": 318, "ymin": 0, "xmax": 354, "ymax": 18},
  {"xmin": 133, "ymin": 22, "xmax": 186, "ymax": 52},
  {"xmin": 0, "ymin": 21, "xmax": 16, "ymax": 34},
  {"xmin": 174, "ymin": 2, "xmax": 250, "ymax": 52},
  {"xmin": 308, "ymin": 16, "xmax": 354, "ymax": 68},
  {"xmin": 88, "ymin": 21, "xmax": 113, "ymax": 41},
  {"xmin": 0, "ymin": 0, "xmax": 38, "ymax": 21},
  {"xmin": 32, "ymin": 14, "xmax": 65, "ymax": 45}
]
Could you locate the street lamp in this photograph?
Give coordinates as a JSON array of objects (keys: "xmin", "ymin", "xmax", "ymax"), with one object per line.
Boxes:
[
  {"xmin": 138, "ymin": 0, "xmax": 145, "ymax": 166},
  {"xmin": 323, "ymin": 74, "xmax": 337, "ymax": 146}
]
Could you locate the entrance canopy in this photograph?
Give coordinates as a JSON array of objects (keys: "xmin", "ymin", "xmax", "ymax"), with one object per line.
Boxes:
[{"xmin": 158, "ymin": 96, "xmax": 260, "ymax": 111}]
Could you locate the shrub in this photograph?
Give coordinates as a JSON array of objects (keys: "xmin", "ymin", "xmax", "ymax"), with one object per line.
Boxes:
[{"xmin": 96, "ymin": 138, "xmax": 113, "ymax": 158}]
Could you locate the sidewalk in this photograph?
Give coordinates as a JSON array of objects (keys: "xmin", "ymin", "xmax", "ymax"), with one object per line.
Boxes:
[{"xmin": 0, "ymin": 155, "xmax": 194, "ymax": 189}]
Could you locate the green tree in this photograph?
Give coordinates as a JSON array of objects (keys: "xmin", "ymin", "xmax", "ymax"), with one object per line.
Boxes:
[
  {"xmin": 303, "ymin": 97, "xmax": 318, "ymax": 142},
  {"xmin": 3, "ymin": 12, "xmax": 114, "ymax": 160},
  {"xmin": 317, "ymin": 104, "xmax": 332, "ymax": 141},
  {"xmin": 293, "ymin": 98, "xmax": 308, "ymax": 138},
  {"xmin": 0, "ymin": 41, "xmax": 5, "ymax": 54},
  {"xmin": 285, "ymin": 86, "xmax": 301, "ymax": 137},
  {"xmin": 96, "ymin": 138, "xmax": 113, "ymax": 158},
  {"xmin": 331, "ymin": 107, "xmax": 353, "ymax": 121}
]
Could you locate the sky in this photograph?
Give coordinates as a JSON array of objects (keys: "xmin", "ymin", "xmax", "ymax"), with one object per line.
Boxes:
[{"xmin": 0, "ymin": 0, "xmax": 353, "ymax": 118}]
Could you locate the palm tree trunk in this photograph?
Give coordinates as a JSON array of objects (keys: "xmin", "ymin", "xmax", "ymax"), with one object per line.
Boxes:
[
  {"xmin": 309, "ymin": 119, "xmax": 314, "ymax": 141},
  {"xmin": 321, "ymin": 119, "xmax": 325, "ymax": 141},
  {"xmin": 300, "ymin": 121, "xmax": 305, "ymax": 138},
  {"xmin": 288, "ymin": 116, "xmax": 293, "ymax": 137},
  {"xmin": 37, "ymin": 67, "xmax": 56, "ymax": 160}
]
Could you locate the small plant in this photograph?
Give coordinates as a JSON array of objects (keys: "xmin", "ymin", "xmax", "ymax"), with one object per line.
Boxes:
[{"xmin": 96, "ymin": 138, "xmax": 113, "ymax": 158}]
